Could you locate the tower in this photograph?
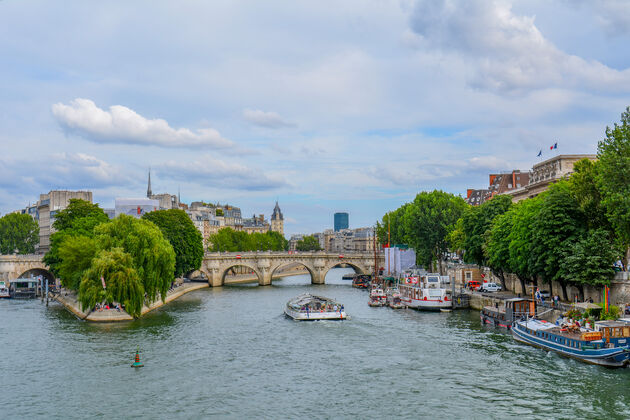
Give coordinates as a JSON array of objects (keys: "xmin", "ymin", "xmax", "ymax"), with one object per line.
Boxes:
[
  {"xmin": 334, "ymin": 212, "xmax": 349, "ymax": 231},
  {"xmin": 270, "ymin": 201, "xmax": 284, "ymax": 236},
  {"xmin": 147, "ymin": 168, "xmax": 152, "ymax": 198}
]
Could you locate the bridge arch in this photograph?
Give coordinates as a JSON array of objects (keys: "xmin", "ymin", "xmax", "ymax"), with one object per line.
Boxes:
[
  {"xmin": 269, "ymin": 261, "xmax": 316, "ymax": 285},
  {"xmin": 219, "ymin": 263, "xmax": 262, "ymax": 287},
  {"xmin": 321, "ymin": 261, "xmax": 367, "ymax": 283},
  {"xmin": 17, "ymin": 267, "xmax": 56, "ymax": 283}
]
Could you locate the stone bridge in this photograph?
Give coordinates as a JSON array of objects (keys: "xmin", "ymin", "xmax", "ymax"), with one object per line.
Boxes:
[
  {"xmin": 200, "ymin": 251, "xmax": 383, "ymax": 287},
  {"xmin": 0, "ymin": 252, "xmax": 384, "ymax": 287},
  {"xmin": 0, "ymin": 255, "xmax": 54, "ymax": 282}
]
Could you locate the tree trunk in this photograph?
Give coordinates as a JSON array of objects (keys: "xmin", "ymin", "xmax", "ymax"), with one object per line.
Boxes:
[
  {"xmin": 517, "ymin": 275, "xmax": 526, "ymax": 296},
  {"xmin": 577, "ymin": 284, "xmax": 585, "ymax": 302},
  {"xmin": 547, "ymin": 281, "xmax": 553, "ymax": 297},
  {"xmin": 560, "ymin": 282, "xmax": 568, "ymax": 301},
  {"xmin": 493, "ymin": 269, "xmax": 506, "ymax": 291}
]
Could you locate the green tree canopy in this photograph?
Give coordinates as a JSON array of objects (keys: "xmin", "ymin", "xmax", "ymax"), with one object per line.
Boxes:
[
  {"xmin": 296, "ymin": 235, "xmax": 322, "ymax": 251},
  {"xmin": 507, "ymin": 197, "xmax": 543, "ymax": 289},
  {"xmin": 484, "ymin": 208, "xmax": 514, "ymax": 289},
  {"xmin": 403, "ymin": 190, "xmax": 467, "ymax": 273},
  {"xmin": 79, "ymin": 248, "xmax": 144, "ymax": 317},
  {"xmin": 43, "ymin": 199, "xmax": 109, "ymax": 277},
  {"xmin": 0, "ymin": 213, "xmax": 39, "ymax": 254},
  {"xmin": 208, "ymin": 227, "xmax": 287, "ymax": 252},
  {"xmin": 95, "ymin": 215, "xmax": 175, "ymax": 303},
  {"xmin": 143, "ymin": 209, "xmax": 203, "ymax": 277},
  {"xmin": 461, "ymin": 195, "xmax": 512, "ymax": 266},
  {"xmin": 597, "ymin": 106, "xmax": 630, "ymax": 254}
]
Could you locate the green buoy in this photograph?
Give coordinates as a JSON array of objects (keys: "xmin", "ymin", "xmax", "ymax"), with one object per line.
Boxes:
[{"xmin": 131, "ymin": 348, "xmax": 144, "ymax": 368}]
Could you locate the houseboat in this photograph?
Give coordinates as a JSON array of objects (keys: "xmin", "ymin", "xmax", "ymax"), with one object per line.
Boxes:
[
  {"xmin": 284, "ymin": 294, "xmax": 347, "ymax": 321},
  {"xmin": 0, "ymin": 281, "xmax": 9, "ymax": 298},
  {"xmin": 9, "ymin": 278, "xmax": 38, "ymax": 299},
  {"xmin": 352, "ymin": 274, "xmax": 371, "ymax": 289},
  {"xmin": 481, "ymin": 298, "xmax": 535, "ymax": 329},
  {"xmin": 399, "ymin": 273, "xmax": 452, "ymax": 311},
  {"xmin": 511, "ymin": 318, "xmax": 630, "ymax": 367}
]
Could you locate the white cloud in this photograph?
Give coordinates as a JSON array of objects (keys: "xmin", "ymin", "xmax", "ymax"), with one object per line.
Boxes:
[
  {"xmin": 409, "ymin": 0, "xmax": 630, "ymax": 94},
  {"xmin": 568, "ymin": 0, "xmax": 630, "ymax": 35},
  {"xmin": 158, "ymin": 157, "xmax": 287, "ymax": 191},
  {"xmin": 243, "ymin": 109, "xmax": 294, "ymax": 128},
  {"xmin": 52, "ymin": 98, "xmax": 233, "ymax": 148},
  {"xmin": 467, "ymin": 156, "xmax": 510, "ymax": 170}
]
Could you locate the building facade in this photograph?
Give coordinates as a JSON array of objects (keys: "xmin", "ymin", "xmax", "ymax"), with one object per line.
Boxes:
[
  {"xmin": 270, "ymin": 201, "xmax": 284, "ymax": 236},
  {"xmin": 334, "ymin": 212, "xmax": 349, "ymax": 232}
]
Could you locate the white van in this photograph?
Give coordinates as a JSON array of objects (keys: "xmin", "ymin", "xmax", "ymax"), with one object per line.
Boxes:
[{"xmin": 480, "ymin": 282, "xmax": 502, "ymax": 292}]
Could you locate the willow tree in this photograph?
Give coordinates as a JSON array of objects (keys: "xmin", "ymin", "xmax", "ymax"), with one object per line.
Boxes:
[
  {"xmin": 79, "ymin": 248, "xmax": 144, "ymax": 317},
  {"xmin": 95, "ymin": 215, "xmax": 175, "ymax": 303}
]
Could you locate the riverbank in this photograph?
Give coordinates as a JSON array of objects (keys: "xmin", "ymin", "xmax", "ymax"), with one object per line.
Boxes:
[
  {"xmin": 55, "ymin": 281, "xmax": 210, "ymax": 322},
  {"xmin": 55, "ymin": 266, "xmax": 310, "ymax": 321}
]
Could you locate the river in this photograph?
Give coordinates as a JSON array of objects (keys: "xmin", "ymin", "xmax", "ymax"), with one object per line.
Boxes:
[{"xmin": 2, "ymin": 268, "xmax": 630, "ymax": 419}]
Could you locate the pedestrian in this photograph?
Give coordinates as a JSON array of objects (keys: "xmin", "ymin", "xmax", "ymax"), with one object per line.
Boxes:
[{"xmin": 535, "ymin": 288, "xmax": 541, "ymax": 303}]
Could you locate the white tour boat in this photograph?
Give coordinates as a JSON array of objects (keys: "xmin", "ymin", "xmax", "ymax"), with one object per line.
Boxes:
[
  {"xmin": 399, "ymin": 273, "xmax": 452, "ymax": 311},
  {"xmin": 284, "ymin": 294, "xmax": 347, "ymax": 321},
  {"xmin": 368, "ymin": 287, "xmax": 387, "ymax": 307}
]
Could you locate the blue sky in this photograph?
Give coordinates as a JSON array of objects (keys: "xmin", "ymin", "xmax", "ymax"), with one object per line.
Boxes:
[{"xmin": 1, "ymin": 0, "xmax": 629, "ymax": 236}]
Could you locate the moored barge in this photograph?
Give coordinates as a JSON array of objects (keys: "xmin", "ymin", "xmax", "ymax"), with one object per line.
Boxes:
[{"xmin": 481, "ymin": 298, "xmax": 535, "ymax": 329}]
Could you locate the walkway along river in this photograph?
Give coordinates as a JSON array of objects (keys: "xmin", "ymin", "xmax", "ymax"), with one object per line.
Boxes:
[{"xmin": 2, "ymin": 268, "xmax": 630, "ymax": 419}]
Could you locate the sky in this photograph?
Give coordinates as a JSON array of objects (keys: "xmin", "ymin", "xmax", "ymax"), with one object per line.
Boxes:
[{"xmin": 1, "ymin": 0, "xmax": 629, "ymax": 237}]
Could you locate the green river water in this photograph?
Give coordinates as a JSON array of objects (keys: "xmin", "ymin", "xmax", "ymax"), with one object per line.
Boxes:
[{"xmin": 2, "ymin": 268, "xmax": 630, "ymax": 419}]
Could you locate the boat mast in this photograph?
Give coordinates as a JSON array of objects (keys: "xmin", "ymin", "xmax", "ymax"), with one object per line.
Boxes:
[
  {"xmin": 387, "ymin": 212, "xmax": 391, "ymax": 276},
  {"xmin": 373, "ymin": 222, "xmax": 378, "ymax": 285}
]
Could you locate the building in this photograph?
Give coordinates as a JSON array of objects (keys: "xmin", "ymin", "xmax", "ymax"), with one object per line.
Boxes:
[
  {"xmin": 115, "ymin": 198, "xmax": 159, "ymax": 218},
  {"xmin": 21, "ymin": 190, "xmax": 93, "ymax": 253},
  {"xmin": 146, "ymin": 169, "xmax": 180, "ymax": 209},
  {"xmin": 502, "ymin": 154, "xmax": 597, "ymax": 202},
  {"xmin": 334, "ymin": 212, "xmax": 349, "ymax": 232},
  {"xmin": 270, "ymin": 201, "xmax": 284, "ymax": 236},
  {"xmin": 242, "ymin": 214, "xmax": 269, "ymax": 234},
  {"xmin": 465, "ymin": 170, "xmax": 529, "ymax": 206}
]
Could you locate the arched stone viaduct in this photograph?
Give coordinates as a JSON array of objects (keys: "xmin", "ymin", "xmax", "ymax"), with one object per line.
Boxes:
[
  {"xmin": 200, "ymin": 252, "xmax": 383, "ymax": 287},
  {"xmin": 0, "ymin": 255, "xmax": 54, "ymax": 282},
  {"xmin": 0, "ymin": 252, "xmax": 384, "ymax": 287}
]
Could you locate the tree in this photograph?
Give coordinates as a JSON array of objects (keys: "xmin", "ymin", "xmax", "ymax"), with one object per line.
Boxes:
[
  {"xmin": 559, "ymin": 229, "xmax": 620, "ymax": 301},
  {"xmin": 57, "ymin": 235, "xmax": 99, "ymax": 290},
  {"xmin": 376, "ymin": 205, "xmax": 409, "ymax": 247},
  {"xmin": 208, "ymin": 228, "xmax": 288, "ymax": 252},
  {"xmin": 0, "ymin": 213, "xmax": 39, "ymax": 254},
  {"xmin": 79, "ymin": 248, "xmax": 144, "ymax": 317},
  {"xmin": 484, "ymin": 210, "xmax": 514, "ymax": 290},
  {"xmin": 507, "ymin": 198, "xmax": 542, "ymax": 294},
  {"xmin": 461, "ymin": 195, "xmax": 512, "ymax": 266},
  {"xmin": 597, "ymin": 106, "xmax": 630, "ymax": 263},
  {"xmin": 95, "ymin": 215, "xmax": 175, "ymax": 303},
  {"xmin": 143, "ymin": 209, "xmax": 203, "ymax": 278},
  {"xmin": 296, "ymin": 235, "xmax": 322, "ymax": 251},
  {"xmin": 43, "ymin": 199, "xmax": 109, "ymax": 277},
  {"xmin": 529, "ymin": 181, "xmax": 586, "ymax": 300},
  {"xmin": 569, "ymin": 158, "xmax": 609, "ymax": 231},
  {"xmin": 402, "ymin": 190, "xmax": 467, "ymax": 273}
]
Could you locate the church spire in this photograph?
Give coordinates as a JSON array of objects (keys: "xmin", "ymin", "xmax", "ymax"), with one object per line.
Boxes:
[{"xmin": 147, "ymin": 168, "xmax": 152, "ymax": 198}]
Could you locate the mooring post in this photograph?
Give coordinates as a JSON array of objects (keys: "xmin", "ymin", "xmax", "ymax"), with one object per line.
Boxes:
[{"xmin": 45, "ymin": 279, "xmax": 49, "ymax": 306}]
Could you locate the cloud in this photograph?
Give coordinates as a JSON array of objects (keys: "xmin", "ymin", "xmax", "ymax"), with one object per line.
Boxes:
[
  {"xmin": 409, "ymin": 0, "xmax": 630, "ymax": 94},
  {"xmin": 242, "ymin": 109, "xmax": 294, "ymax": 128},
  {"xmin": 568, "ymin": 0, "xmax": 630, "ymax": 35},
  {"xmin": 52, "ymin": 98, "xmax": 233, "ymax": 148},
  {"xmin": 158, "ymin": 157, "xmax": 287, "ymax": 191},
  {"xmin": 467, "ymin": 156, "xmax": 510, "ymax": 170}
]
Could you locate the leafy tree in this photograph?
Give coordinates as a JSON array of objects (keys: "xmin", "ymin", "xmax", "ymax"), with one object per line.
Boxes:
[
  {"xmin": 43, "ymin": 199, "xmax": 109, "ymax": 277},
  {"xmin": 57, "ymin": 236, "xmax": 99, "ymax": 290},
  {"xmin": 296, "ymin": 235, "xmax": 322, "ymax": 251},
  {"xmin": 559, "ymin": 229, "xmax": 620, "ymax": 301},
  {"xmin": 484, "ymin": 210, "xmax": 514, "ymax": 290},
  {"xmin": 507, "ymin": 198, "xmax": 543, "ymax": 294},
  {"xmin": 143, "ymin": 209, "xmax": 203, "ymax": 277},
  {"xmin": 402, "ymin": 190, "xmax": 467, "ymax": 273},
  {"xmin": 461, "ymin": 195, "xmax": 512, "ymax": 266},
  {"xmin": 529, "ymin": 181, "xmax": 586, "ymax": 300},
  {"xmin": 446, "ymin": 217, "xmax": 465, "ymax": 257},
  {"xmin": 569, "ymin": 158, "xmax": 609, "ymax": 231},
  {"xmin": 95, "ymin": 215, "xmax": 175, "ymax": 303},
  {"xmin": 597, "ymin": 106, "xmax": 630, "ymax": 263},
  {"xmin": 208, "ymin": 227, "xmax": 288, "ymax": 252},
  {"xmin": 79, "ymin": 248, "xmax": 144, "ymax": 317},
  {"xmin": 376, "ymin": 205, "xmax": 409, "ymax": 246},
  {"xmin": 0, "ymin": 213, "xmax": 39, "ymax": 254}
]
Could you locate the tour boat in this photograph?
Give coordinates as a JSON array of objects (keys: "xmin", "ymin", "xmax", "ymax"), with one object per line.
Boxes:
[
  {"xmin": 342, "ymin": 273, "xmax": 356, "ymax": 281},
  {"xmin": 399, "ymin": 273, "xmax": 452, "ymax": 311},
  {"xmin": 284, "ymin": 294, "xmax": 347, "ymax": 321},
  {"xmin": 0, "ymin": 281, "xmax": 9, "ymax": 298},
  {"xmin": 511, "ymin": 318, "xmax": 630, "ymax": 368},
  {"xmin": 368, "ymin": 287, "xmax": 387, "ymax": 307},
  {"xmin": 481, "ymin": 298, "xmax": 535, "ymax": 329}
]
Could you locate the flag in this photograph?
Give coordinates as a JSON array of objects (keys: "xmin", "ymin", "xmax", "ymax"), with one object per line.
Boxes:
[
  {"xmin": 550, "ymin": 142, "xmax": 558, "ymax": 150},
  {"xmin": 537, "ymin": 150, "xmax": 542, "ymax": 157}
]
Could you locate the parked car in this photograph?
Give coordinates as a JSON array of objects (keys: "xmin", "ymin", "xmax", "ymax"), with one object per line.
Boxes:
[
  {"xmin": 480, "ymin": 282, "xmax": 502, "ymax": 292},
  {"xmin": 539, "ymin": 290, "xmax": 551, "ymax": 299},
  {"xmin": 466, "ymin": 280, "xmax": 481, "ymax": 291}
]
